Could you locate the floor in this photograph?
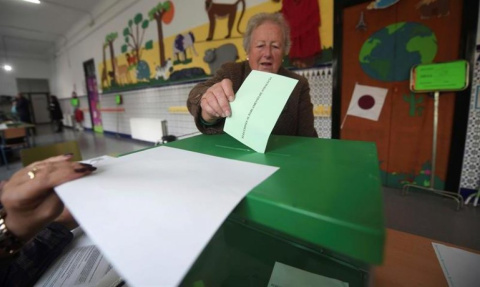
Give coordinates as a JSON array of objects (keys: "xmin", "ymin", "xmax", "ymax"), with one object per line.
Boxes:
[
  {"xmin": 0, "ymin": 124, "xmax": 151, "ymax": 180},
  {"xmin": 1, "ymin": 124, "xmax": 479, "ymax": 252}
]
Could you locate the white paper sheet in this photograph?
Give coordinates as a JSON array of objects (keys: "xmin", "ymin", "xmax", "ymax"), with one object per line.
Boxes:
[
  {"xmin": 56, "ymin": 146, "xmax": 278, "ymax": 286},
  {"xmin": 268, "ymin": 262, "xmax": 349, "ymax": 287},
  {"xmin": 433, "ymin": 242, "xmax": 480, "ymax": 287}
]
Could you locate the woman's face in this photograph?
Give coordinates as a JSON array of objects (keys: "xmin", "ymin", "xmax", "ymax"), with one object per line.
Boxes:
[{"xmin": 247, "ymin": 21, "xmax": 284, "ymax": 74}]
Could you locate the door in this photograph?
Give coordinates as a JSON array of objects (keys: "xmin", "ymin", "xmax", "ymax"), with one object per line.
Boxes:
[
  {"xmin": 29, "ymin": 93, "xmax": 50, "ymax": 124},
  {"xmin": 334, "ymin": 0, "xmax": 464, "ymax": 190}
]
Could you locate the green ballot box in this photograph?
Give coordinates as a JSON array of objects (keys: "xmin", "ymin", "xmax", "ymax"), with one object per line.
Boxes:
[{"xmin": 165, "ymin": 134, "xmax": 385, "ymax": 287}]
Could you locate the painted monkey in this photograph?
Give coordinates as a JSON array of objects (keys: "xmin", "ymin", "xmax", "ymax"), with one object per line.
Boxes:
[{"xmin": 205, "ymin": 0, "xmax": 246, "ymax": 41}]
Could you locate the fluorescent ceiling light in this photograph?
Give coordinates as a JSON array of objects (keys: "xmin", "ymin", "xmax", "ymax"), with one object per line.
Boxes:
[
  {"xmin": 3, "ymin": 64, "xmax": 13, "ymax": 72},
  {"xmin": 21, "ymin": 0, "xmax": 41, "ymax": 4}
]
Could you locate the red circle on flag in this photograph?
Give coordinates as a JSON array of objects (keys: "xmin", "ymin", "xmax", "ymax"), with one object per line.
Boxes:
[{"xmin": 358, "ymin": 95, "xmax": 375, "ymax": 110}]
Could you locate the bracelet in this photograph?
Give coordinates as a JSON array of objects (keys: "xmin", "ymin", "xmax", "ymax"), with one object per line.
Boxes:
[{"xmin": 0, "ymin": 209, "xmax": 25, "ymax": 255}]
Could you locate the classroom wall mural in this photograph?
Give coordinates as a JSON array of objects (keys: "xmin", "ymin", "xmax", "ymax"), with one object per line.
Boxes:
[{"xmin": 98, "ymin": 0, "xmax": 334, "ymax": 93}]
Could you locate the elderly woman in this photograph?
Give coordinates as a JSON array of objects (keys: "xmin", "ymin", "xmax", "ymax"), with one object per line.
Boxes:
[{"xmin": 187, "ymin": 13, "xmax": 317, "ymax": 137}]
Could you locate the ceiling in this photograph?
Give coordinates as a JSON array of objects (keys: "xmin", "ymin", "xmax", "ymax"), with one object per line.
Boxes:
[{"xmin": 0, "ymin": 0, "xmax": 100, "ymax": 60}]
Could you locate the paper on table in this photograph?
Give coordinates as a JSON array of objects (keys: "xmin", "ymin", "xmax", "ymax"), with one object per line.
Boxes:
[
  {"xmin": 82, "ymin": 155, "xmax": 116, "ymax": 165},
  {"xmin": 55, "ymin": 146, "xmax": 279, "ymax": 287},
  {"xmin": 268, "ymin": 262, "xmax": 349, "ymax": 287},
  {"xmin": 433, "ymin": 242, "xmax": 480, "ymax": 287},
  {"xmin": 224, "ymin": 70, "xmax": 298, "ymax": 153}
]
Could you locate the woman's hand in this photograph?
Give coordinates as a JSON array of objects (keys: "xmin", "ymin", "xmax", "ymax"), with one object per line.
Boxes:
[
  {"xmin": 54, "ymin": 207, "xmax": 78, "ymax": 231},
  {"xmin": 0, "ymin": 154, "xmax": 96, "ymax": 242},
  {"xmin": 200, "ymin": 79, "xmax": 235, "ymax": 123}
]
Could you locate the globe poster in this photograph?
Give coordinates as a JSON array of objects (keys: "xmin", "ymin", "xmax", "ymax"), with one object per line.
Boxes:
[{"xmin": 359, "ymin": 22, "xmax": 438, "ymax": 82}]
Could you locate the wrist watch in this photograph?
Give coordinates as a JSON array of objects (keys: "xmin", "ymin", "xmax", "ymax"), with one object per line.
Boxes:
[{"xmin": 0, "ymin": 209, "xmax": 25, "ymax": 255}]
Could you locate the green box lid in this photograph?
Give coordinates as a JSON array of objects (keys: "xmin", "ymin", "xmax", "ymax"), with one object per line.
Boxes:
[{"xmin": 168, "ymin": 134, "xmax": 385, "ymax": 265}]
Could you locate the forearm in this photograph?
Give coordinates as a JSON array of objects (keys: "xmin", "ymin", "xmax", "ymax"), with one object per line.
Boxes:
[{"xmin": 187, "ymin": 73, "xmax": 229, "ymax": 134}]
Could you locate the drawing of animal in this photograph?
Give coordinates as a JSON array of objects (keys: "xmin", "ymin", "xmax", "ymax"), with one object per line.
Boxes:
[
  {"xmin": 155, "ymin": 59, "xmax": 174, "ymax": 80},
  {"xmin": 125, "ymin": 52, "xmax": 137, "ymax": 67},
  {"xmin": 169, "ymin": 68, "xmax": 207, "ymax": 81},
  {"xmin": 173, "ymin": 32, "xmax": 198, "ymax": 62},
  {"xmin": 115, "ymin": 64, "xmax": 132, "ymax": 85},
  {"xmin": 203, "ymin": 43, "xmax": 238, "ymax": 75},
  {"xmin": 416, "ymin": 0, "xmax": 449, "ymax": 18},
  {"xmin": 205, "ymin": 0, "xmax": 245, "ymax": 41},
  {"xmin": 136, "ymin": 60, "xmax": 151, "ymax": 81}
]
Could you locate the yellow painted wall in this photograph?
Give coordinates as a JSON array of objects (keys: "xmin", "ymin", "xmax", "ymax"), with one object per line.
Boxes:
[{"xmin": 99, "ymin": 0, "xmax": 333, "ymax": 87}]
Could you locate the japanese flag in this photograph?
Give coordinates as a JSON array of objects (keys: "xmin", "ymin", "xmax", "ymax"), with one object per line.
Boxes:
[{"xmin": 346, "ymin": 83, "xmax": 388, "ymax": 121}]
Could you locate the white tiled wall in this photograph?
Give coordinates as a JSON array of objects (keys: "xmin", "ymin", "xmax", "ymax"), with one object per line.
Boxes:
[
  {"xmin": 460, "ymin": 50, "xmax": 480, "ymax": 190},
  {"xmin": 101, "ymin": 84, "xmax": 198, "ymax": 137},
  {"xmin": 295, "ymin": 66, "xmax": 333, "ymax": 139}
]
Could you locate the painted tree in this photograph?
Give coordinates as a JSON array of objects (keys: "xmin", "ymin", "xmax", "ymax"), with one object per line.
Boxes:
[
  {"xmin": 105, "ymin": 32, "xmax": 118, "ymax": 85},
  {"xmin": 101, "ymin": 43, "xmax": 109, "ymax": 88},
  {"xmin": 121, "ymin": 13, "xmax": 150, "ymax": 63},
  {"xmin": 149, "ymin": 1, "xmax": 175, "ymax": 67}
]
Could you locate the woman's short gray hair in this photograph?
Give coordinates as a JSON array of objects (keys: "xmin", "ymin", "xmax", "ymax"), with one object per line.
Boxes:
[{"xmin": 243, "ymin": 13, "xmax": 291, "ymax": 55}]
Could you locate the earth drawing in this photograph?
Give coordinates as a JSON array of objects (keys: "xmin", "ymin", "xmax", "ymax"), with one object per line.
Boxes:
[{"xmin": 359, "ymin": 22, "xmax": 437, "ymax": 82}]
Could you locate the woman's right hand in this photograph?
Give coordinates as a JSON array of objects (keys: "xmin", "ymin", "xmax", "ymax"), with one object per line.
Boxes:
[
  {"xmin": 200, "ymin": 79, "xmax": 235, "ymax": 123},
  {"xmin": 0, "ymin": 155, "xmax": 96, "ymax": 242}
]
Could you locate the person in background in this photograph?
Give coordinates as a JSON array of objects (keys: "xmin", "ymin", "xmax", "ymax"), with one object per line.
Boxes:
[
  {"xmin": 0, "ymin": 154, "xmax": 97, "ymax": 286},
  {"xmin": 48, "ymin": 95, "xmax": 64, "ymax": 133},
  {"xmin": 15, "ymin": 93, "xmax": 31, "ymax": 124},
  {"xmin": 187, "ymin": 12, "xmax": 317, "ymax": 137},
  {"xmin": 10, "ymin": 99, "xmax": 18, "ymax": 121}
]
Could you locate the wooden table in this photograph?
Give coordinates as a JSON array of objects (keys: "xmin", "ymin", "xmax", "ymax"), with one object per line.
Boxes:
[
  {"xmin": 0, "ymin": 122, "xmax": 36, "ymax": 146},
  {"xmin": 374, "ymin": 229, "xmax": 479, "ymax": 286}
]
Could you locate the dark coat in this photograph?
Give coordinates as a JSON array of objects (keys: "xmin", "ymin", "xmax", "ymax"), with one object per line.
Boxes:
[
  {"xmin": 15, "ymin": 97, "xmax": 31, "ymax": 123},
  {"xmin": 49, "ymin": 100, "xmax": 63, "ymax": 121},
  {"xmin": 187, "ymin": 61, "xmax": 318, "ymax": 137}
]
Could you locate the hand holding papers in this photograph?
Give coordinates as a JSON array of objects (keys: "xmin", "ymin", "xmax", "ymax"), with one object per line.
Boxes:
[{"xmin": 224, "ymin": 70, "xmax": 298, "ymax": 153}]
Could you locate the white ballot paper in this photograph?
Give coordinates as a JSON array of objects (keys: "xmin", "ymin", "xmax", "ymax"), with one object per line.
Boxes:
[
  {"xmin": 268, "ymin": 262, "xmax": 349, "ymax": 287},
  {"xmin": 56, "ymin": 146, "xmax": 278, "ymax": 286},
  {"xmin": 224, "ymin": 70, "xmax": 298, "ymax": 153}
]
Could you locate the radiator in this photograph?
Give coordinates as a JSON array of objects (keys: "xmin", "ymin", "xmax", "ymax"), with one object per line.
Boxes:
[{"xmin": 129, "ymin": 118, "xmax": 167, "ymax": 144}]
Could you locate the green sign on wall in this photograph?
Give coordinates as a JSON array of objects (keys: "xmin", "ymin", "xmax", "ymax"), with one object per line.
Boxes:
[
  {"xmin": 410, "ymin": 60, "xmax": 469, "ymax": 92},
  {"xmin": 71, "ymin": 98, "xmax": 79, "ymax": 107}
]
